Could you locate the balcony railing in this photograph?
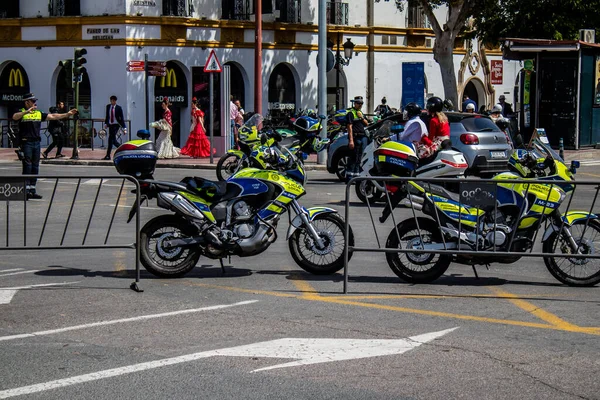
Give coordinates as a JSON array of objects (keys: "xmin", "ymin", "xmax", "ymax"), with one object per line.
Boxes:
[
  {"xmin": 276, "ymin": 0, "xmax": 301, "ymax": 23},
  {"xmin": 222, "ymin": 0, "xmax": 251, "ymax": 21},
  {"xmin": 163, "ymin": 0, "xmax": 193, "ymax": 17},
  {"xmin": 48, "ymin": 0, "xmax": 80, "ymax": 17},
  {"xmin": 326, "ymin": 2, "xmax": 348, "ymax": 25}
]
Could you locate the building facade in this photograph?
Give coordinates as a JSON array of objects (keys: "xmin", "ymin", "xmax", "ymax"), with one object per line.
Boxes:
[{"xmin": 0, "ymin": 0, "xmax": 518, "ymax": 153}]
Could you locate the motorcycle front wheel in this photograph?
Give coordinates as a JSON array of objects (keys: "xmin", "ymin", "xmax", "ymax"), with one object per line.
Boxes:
[
  {"xmin": 216, "ymin": 153, "xmax": 241, "ymax": 181},
  {"xmin": 288, "ymin": 213, "xmax": 354, "ymax": 275},
  {"xmin": 385, "ymin": 218, "xmax": 451, "ymax": 283},
  {"xmin": 543, "ymin": 219, "xmax": 600, "ymax": 286},
  {"xmin": 355, "ymin": 180, "xmax": 385, "ymax": 204},
  {"xmin": 140, "ymin": 215, "xmax": 202, "ymax": 278}
]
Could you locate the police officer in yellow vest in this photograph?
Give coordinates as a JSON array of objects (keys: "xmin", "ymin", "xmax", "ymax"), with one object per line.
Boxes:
[
  {"xmin": 346, "ymin": 96, "xmax": 370, "ymax": 183},
  {"xmin": 12, "ymin": 93, "xmax": 77, "ymax": 200}
]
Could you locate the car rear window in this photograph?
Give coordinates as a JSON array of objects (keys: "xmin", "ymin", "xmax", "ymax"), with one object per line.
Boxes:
[{"xmin": 459, "ymin": 116, "xmax": 502, "ymax": 132}]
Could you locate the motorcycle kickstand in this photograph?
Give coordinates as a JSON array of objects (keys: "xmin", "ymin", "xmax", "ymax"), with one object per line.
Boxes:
[
  {"xmin": 471, "ymin": 264, "xmax": 479, "ymax": 279},
  {"xmin": 219, "ymin": 258, "xmax": 227, "ymax": 275}
]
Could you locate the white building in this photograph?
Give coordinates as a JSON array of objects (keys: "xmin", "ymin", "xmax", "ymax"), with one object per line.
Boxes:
[{"xmin": 0, "ymin": 0, "xmax": 518, "ymax": 153}]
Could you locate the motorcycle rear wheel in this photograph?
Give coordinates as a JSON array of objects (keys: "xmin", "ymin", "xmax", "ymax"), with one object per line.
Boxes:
[
  {"xmin": 355, "ymin": 180, "xmax": 385, "ymax": 204},
  {"xmin": 140, "ymin": 215, "xmax": 202, "ymax": 278},
  {"xmin": 385, "ymin": 218, "xmax": 451, "ymax": 283},
  {"xmin": 288, "ymin": 213, "xmax": 354, "ymax": 275},
  {"xmin": 543, "ymin": 219, "xmax": 600, "ymax": 286},
  {"xmin": 216, "ymin": 153, "xmax": 241, "ymax": 181}
]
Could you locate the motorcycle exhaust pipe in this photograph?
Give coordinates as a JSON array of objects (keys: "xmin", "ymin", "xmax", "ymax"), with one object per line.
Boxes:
[
  {"xmin": 163, "ymin": 236, "xmax": 206, "ymax": 249},
  {"xmin": 398, "ymin": 195, "xmax": 424, "ymax": 209}
]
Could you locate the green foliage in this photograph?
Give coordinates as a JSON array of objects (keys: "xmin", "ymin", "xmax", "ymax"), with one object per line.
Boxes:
[{"xmin": 475, "ymin": 0, "xmax": 600, "ymax": 44}]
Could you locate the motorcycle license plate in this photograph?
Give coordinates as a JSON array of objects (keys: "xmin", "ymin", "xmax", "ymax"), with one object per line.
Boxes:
[{"xmin": 490, "ymin": 151, "xmax": 506, "ymax": 159}]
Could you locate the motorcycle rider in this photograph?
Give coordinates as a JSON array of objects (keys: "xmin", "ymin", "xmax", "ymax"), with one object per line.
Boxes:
[
  {"xmin": 374, "ymin": 97, "xmax": 391, "ymax": 117},
  {"xmin": 388, "ymin": 103, "xmax": 429, "ymax": 157},
  {"xmin": 420, "ymin": 96, "xmax": 450, "ymax": 160},
  {"xmin": 346, "ymin": 96, "xmax": 370, "ymax": 183},
  {"xmin": 489, "ymin": 104, "xmax": 504, "ymax": 122},
  {"xmin": 490, "ymin": 104, "xmax": 513, "ymax": 146}
]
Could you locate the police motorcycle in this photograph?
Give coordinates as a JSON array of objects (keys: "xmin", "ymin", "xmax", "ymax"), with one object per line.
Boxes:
[
  {"xmin": 377, "ymin": 129, "xmax": 600, "ymax": 286},
  {"xmin": 113, "ymin": 130, "xmax": 353, "ymax": 278},
  {"xmin": 354, "ymin": 119, "xmax": 468, "ymax": 204},
  {"xmin": 216, "ymin": 114, "xmax": 283, "ymax": 181}
]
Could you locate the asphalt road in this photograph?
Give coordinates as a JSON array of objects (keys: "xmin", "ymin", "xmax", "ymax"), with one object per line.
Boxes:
[{"xmin": 0, "ymin": 162, "xmax": 598, "ymax": 399}]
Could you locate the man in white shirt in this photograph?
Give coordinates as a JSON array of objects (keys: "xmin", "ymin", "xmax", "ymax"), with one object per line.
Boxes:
[{"xmin": 395, "ymin": 102, "xmax": 428, "ymax": 144}]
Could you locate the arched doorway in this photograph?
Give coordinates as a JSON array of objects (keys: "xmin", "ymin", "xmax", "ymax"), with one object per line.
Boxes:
[
  {"xmin": 327, "ymin": 67, "xmax": 347, "ymax": 113},
  {"xmin": 463, "ymin": 78, "xmax": 486, "ymax": 113},
  {"xmin": 268, "ymin": 63, "xmax": 297, "ymax": 123},
  {"xmin": 224, "ymin": 61, "xmax": 246, "ymax": 111},
  {"xmin": 154, "ymin": 61, "xmax": 188, "ymax": 147},
  {"xmin": 55, "ymin": 65, "xmax": 92, "ymax": 147},
  {"xmin": 0, "ymin": 61, "xmax": 30, "ymax": 146}
]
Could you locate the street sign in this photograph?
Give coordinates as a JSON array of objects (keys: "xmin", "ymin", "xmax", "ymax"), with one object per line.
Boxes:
[
  {"xmin": 147, "ymin": 69, "xmax": 167, "ymax": 77},
  {"xmin": 127, "ymin": 61, "xmax": 144, "ymax": 67},
  {"xmin": 147, "ymin": 61, "xmax": 166, "ymax": 67},
  {"xmin": 127, "ymin": 66, "xmax": 145, "ymax": 72},
  {"xmin": 203, "ymin": 50, "xmax": 222, "ymax": 73}
]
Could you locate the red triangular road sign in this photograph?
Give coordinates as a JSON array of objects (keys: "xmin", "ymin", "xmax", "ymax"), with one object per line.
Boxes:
[{"xmin": 203, "ymin": 50, "xmax": 222, "ymax": 73}]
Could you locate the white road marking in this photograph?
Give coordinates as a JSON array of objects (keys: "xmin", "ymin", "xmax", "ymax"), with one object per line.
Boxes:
[
  {"xmin": 0, "ymin": 300, "xmax": 258, "ymax": 342},
  {"xmin": 0, "ymin": 270, "xmax": 39, "ymax": 278},
  {"xmin": 0, "ymin": 269, "xmax": 24, "ymax": 273},
  {"xmin": 0, "ymin": 282, "xmax": 79, "ymax": 305},
  {"xmin": 0, "ymin": 328, "xmax": 457, "ymax": 398}
]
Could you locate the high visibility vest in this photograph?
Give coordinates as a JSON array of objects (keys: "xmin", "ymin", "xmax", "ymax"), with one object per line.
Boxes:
[{"xmin": 20, "ymin": 108, "xmax": 43, "ymax": 122}]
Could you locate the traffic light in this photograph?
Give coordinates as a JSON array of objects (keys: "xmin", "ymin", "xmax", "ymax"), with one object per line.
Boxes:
[
  {"xmin": 73, "ymin": 48, "xmax": 87, "ymax": 77},
  {"xmin": 58, "ymin": 59, "xmax": 73, "ymax": 88}
]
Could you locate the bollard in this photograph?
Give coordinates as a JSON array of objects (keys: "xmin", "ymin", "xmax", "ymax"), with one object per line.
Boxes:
[{"xmin": 559, "ymin": 137, "xmax": 564, "ymax": 160}]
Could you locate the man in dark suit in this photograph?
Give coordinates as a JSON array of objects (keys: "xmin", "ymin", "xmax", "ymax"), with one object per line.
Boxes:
[
  {"xmin": 498, "ymin": 95, "xmax": 514, "ymax": 117},
  {"xmin": 103, "ymin": 95, "xmax": 126, "ymax": 160}
]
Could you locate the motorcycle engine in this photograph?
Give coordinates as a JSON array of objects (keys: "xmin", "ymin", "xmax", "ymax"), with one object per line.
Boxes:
[{"xmin": 233, "ymin": 201, "xmax": 255, "ymax": 239}]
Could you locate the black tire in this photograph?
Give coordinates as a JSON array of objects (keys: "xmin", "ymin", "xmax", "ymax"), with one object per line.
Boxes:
[
  {"xmin": 288, "ymin": 213, "xmax": 354, "ymax": 275},
  {"xmin": 140, "ymin": 215, "xmax": 202, "ymax": 278},
  {"xmin": 216, "ymin": 153, "xmax": 241, "ymax": 181},
  {"xmin": 355, "ymin": 180, "xmax": 385, "ymax": 204},
  {"xmin": 543, "ymin": 219, "xmax": 600, "ymax": 286},
  {"xmin": 385, "ymin": 218, "xmax": 451, "ymax": 283},
  {"xmin": 333, "ymin": 153, "xmax": 350, "ymax": 182}
]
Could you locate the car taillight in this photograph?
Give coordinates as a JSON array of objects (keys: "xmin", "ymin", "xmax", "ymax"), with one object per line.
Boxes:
[
  {"xmin": 441, "ymin": 159, "xmax": 468, "ymax": 168},
  {"xmin": 460, "ymin": 133, "xmax": 479, "ymax": 145}
]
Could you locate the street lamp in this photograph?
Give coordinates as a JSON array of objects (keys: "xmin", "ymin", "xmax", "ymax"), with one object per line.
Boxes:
[{"xmin": 335, "ymin": 34, "xmax": 355, "ymax": 111}]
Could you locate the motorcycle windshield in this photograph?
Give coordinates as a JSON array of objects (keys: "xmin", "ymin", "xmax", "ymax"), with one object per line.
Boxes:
[
  {"xmin": 528, "ymin": 128, "xmax": 563, "ymax": 162},
  {"xmin": 239, "ymin": 114, "xmax": 264, "ymax": 141}
]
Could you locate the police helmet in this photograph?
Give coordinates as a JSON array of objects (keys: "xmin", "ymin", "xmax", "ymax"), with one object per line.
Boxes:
[{"xmin": 404, "ymin": 103, "xmax": 422, "ymax": 118}]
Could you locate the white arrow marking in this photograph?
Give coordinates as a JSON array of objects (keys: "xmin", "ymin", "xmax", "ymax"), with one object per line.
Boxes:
[
  {"xmin": 0, "ymin": 282, "xmax": 79, "ymax": 305},
  {"xmin": 0, "ymin": 328, "xmax": 457, "ymax": 398}
]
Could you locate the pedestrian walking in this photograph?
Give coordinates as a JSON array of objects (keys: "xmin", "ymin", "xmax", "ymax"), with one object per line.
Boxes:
[
  {"xmin": 151, "ymin": 97, "xmax": 180, "ymax": 159},
  {"xmin": 181, "ymin": 97, "xmax": 211, "ymax": 158},
  {"xmin": 12, "ymin": 93, "xmax": 77, "ymax": 200},
  {"xmin": 346, "ymin": 96, "xmax": 370, "ymax": 183},
  {"xmin": 498, "ymin": 95, "xmax": 514, "ymax": 117},
  {"xmin": 42, "ymin": 101, "xmax": 67, "ymax": 159},
  {"xmin": 462, "ymin": 94, "xmax": 477, "ymax": 113},
  {"xmin": 230, "ymin": 96, "xmax": 240, "ymax": 149},
  {"xmin": 103, "ymin": 95, "xmax": 127, "ymax": 160}
]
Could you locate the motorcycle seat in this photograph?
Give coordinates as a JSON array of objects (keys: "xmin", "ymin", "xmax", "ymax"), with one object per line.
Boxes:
[
  {"xmin": 180, "ymin": 176, "xmax": 241, "ymax": 203},
  {"xmin": 418, "ymin": 182, "xmax": 461, "ymax": 203}
]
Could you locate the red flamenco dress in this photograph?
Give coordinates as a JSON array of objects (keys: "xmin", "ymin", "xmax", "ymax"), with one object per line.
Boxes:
[{"xmin": 181, "ymin": 108, "xmax": 211, "ymax": 158}]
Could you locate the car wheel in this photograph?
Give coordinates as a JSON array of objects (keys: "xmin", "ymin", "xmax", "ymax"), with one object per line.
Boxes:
[{"xmin": 334, "ymin": 154, "xmax": 350, "ymax": 182}]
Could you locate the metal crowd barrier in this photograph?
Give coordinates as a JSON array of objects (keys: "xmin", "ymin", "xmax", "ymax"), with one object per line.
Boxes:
[
  {"xmin": 343, "ymin": 176, "xmax": 600, "ymax": 293},
  {"xmin": 0, "ymin": 175, "xmax": 143, "ymax": 292}
]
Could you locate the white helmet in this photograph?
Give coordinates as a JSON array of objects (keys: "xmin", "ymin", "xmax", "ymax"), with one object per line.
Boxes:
[{"xmin": 491, "ymin": 104, "xmax": 502, "ymax": 114}]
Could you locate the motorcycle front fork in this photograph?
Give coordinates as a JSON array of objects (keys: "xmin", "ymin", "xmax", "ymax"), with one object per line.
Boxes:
[{"xmin": 290, "ymin": 200, "xmax": 326, "ymax": 249}]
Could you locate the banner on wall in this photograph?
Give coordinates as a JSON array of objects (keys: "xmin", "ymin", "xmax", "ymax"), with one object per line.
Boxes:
[
  {"xmin": 491, "ymin": 60, "xmax": 503, "ymax": 85},
  {"xmin": 401, "ymin": 62, "xmax": 425, "ymax": 108}
]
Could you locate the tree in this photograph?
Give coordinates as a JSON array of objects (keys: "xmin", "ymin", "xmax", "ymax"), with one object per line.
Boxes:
[
  {"xmin": 376, "ymin": 0, "xmax": 481, "ymax": 107},
  {"xmin": 474, "ymin": 0, "xmax": 600, "ymax": 44}
]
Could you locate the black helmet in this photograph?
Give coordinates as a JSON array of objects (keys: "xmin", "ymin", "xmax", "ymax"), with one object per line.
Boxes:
[
  {"xmin": 404, "ymin": 102, "xmax": 421, "ymax": 118},
  {"xmin": 426, "ymin": 96, "xmax": 443, "ymax": 113},
  {"xmin": 443, "ymin": 99, "xmax": 454, "ymax": 111}
]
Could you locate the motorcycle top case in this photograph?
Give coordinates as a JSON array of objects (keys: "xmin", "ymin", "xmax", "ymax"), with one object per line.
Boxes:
[
  {"xmin": 113, "ymin": 140, "xmax": 157, "ymax": 179},
  {"xmin": 374, "ymin": 141, "xmax": 418, "ymax": 176}
]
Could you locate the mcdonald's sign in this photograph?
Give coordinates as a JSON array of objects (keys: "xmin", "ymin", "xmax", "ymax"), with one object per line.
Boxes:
[
  {"xmin": 160, "ymin": 68, "xmax": 177, "ymax": 88},
  {"xmin": 8, "ymin": 69, "xmax": 24, "ymax": 87}
]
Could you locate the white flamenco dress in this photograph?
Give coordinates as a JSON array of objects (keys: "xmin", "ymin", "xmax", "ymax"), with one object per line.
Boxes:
[{"xmin": 150, "ymin": 118, "xmax": 180, "ymax": 159}]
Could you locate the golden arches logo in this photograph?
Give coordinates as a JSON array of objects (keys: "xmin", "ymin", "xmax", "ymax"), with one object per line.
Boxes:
[
  {"xmin": 160, "ymin": 68, "xmax": 177, "ymax": 88},
  {"xmin": 8, "ymin": 69, "xmax": 24, "ymax": 87}
]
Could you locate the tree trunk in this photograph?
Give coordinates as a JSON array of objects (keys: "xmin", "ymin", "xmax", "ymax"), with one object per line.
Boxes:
[{"xmin": 433, "ymin": 31, "xmax": 459, "ymax": 108}]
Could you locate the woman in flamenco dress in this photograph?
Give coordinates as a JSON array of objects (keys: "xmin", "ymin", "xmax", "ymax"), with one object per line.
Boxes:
[
  {"xmin": 151, "ymin": 97, "xmax": 180, "ymax": 159},
  {"xmin": 181, "ymin": 97, "xmax": 211, "ymax": 158}
]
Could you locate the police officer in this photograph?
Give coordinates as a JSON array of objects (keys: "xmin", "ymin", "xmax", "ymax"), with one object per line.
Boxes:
[
  {"xmin": 12, "ymin": 93, "xmax": 77, "ymax": 200},
  {"xmin": 346, "ymin": 96, "xmax": 370, "ymax": 183}
]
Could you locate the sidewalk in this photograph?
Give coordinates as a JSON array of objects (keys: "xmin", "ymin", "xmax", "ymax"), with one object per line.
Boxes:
[{"xmin": 0, "ymin": 146, "xmax": 328, "ymax": 171}]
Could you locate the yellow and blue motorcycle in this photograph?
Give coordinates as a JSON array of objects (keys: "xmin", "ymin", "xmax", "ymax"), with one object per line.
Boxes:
[
  {"xmin": 134, "ymin": 150, "xmax": 353, "ymax": 278},
  {"xmin": 380, "ymin": 129, "xmax": 600, "ymax": 286}
]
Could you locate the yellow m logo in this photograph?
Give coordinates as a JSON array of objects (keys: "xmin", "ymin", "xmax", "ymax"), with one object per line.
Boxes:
[
  {"xmin": 8, "ymin": 69, "xmax": 24, "ymax": 87},
  {"xmin": 160, "ymin": 69, "xmax": 177, "ymax": 88}
]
